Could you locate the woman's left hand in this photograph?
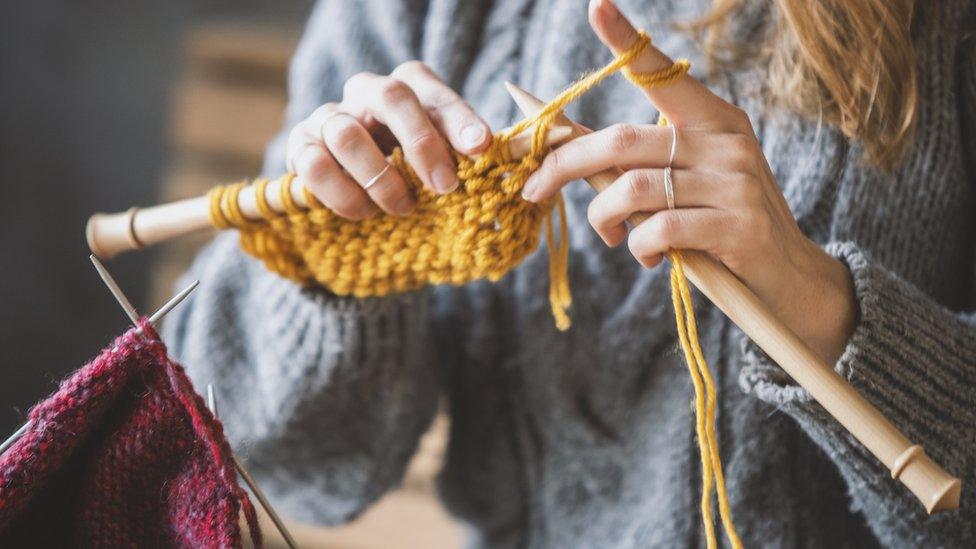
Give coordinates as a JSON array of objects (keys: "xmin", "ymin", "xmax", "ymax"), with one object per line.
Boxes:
[{"xmin": 522, "ymin": 0, "xmax": 857, "ymax": 363}]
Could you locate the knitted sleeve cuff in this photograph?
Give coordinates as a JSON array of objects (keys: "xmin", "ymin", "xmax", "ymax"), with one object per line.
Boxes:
[{"xmin": 738, "ymin": 242, "xmax": 976, "ymax": 487}]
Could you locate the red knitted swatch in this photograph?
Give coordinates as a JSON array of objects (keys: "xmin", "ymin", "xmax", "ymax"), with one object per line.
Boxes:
[{"xmin": 0, "ymin": 319, "xmax": 261, "ymax": 548}]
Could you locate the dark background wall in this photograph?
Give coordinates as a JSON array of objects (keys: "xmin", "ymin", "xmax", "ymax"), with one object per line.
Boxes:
[{"xmin": 0, "ymin": 0, "xmax": 312, "ymax": 436}]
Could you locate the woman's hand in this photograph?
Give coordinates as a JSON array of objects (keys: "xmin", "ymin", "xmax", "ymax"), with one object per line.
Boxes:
[
  {"xmin": 285, "ymin": 62, "xmax": 492, "ymax": 219},
  {"xmin": 523, "ymin": 0, "xmax": 857, "ymax": 363}
]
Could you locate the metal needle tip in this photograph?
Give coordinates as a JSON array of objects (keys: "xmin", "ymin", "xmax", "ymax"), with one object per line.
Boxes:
[
  {"xmin": 148, "ymin": 280, "xmax": 199, "ymax": 326},
  {"xmin": 0, "ymin": 422, "xmax": 29, "ymax": 455},
  {"xmin": 90, "ymin": 254, "xmax": 140, "ymax": 326}
]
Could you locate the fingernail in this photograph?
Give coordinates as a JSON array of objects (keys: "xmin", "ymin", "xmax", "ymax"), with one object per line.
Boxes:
[
  {"xmin": 394, "ymin": 195, "xmax": 415, "ymax": 216},
  {"xmin": 521, "ymin": 175, "xmax": 539, "ymax": 201},
  {"xmin": 432, "ymin": 164, "xmax": 458, "ymax": 193},
  {"xmin": 460, "ymin": 124, "xmax": 487, "ymax": 150}
]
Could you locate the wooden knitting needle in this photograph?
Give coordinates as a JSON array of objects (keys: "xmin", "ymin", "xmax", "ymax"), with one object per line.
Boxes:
[
  {"xmin": 206, "ymin": 385, "xmax": 299, "ymax": 549},
  {"xmin": 505, "ymin": 81, "xmax": 962, "ymax": 514},
  {"xmin": 86, "ymin": 121, "xmax": 576, "ymax": 260},
  {"xmin": 0, "ymin": 258, "xmax": 200, "ymax": 456}
]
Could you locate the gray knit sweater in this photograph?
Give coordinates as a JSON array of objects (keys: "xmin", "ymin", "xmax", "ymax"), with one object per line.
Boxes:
[{"xmin": 164, "ymin": 1, "xmax": 976, "ymax": 547}]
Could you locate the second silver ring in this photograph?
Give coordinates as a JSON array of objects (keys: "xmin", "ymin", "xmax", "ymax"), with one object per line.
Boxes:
[
  {"xmin": 663, "ymin": 166, "xmax": 675, "ymax": 210},
  {"xmin": 664, "ymin": 123, "xmax": 678, "ymax": 210}
]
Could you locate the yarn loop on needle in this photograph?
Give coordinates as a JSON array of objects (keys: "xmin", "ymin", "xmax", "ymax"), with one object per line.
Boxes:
[{"xmin": 208, "ymin": 31, "xmax": 676, "ymax": 331}]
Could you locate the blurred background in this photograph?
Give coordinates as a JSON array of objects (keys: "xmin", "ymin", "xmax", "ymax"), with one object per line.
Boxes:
[{"xmin": 0, "ymin": 1, "xmax": 461, "ymax": 546}]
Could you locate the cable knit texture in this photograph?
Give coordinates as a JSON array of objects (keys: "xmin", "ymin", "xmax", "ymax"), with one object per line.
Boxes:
[
  {"xmin": 0, "ymin": 320, "xmax": 259, "ymax": 548},
  {"xmin": 165, "ymin": 0, "xmax": 976, "ymax": 547}
]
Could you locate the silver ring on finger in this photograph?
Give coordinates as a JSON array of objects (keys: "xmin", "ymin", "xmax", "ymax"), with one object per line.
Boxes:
[
  {"xmin": 363, "ymin": 164, "xmax": 392, "ymax": 190},
  {"xmin": 667, "ymin": 123, "xmax": 678, "ymax": 167},
  {"xmin": 663, "ymin": 166, "xmax": 675, "ymax": 210},
  {"xmin": 664, "ymin": 123, "xmax": 678, "ymax": 210}
]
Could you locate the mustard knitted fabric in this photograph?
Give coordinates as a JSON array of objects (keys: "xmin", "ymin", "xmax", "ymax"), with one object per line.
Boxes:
[
  {"xmin": 207, "ymin": 31, "xmax": 676, "ymax": 331},
  {"xmin": 206, "ymin": 31, "xmax": 743, "ymax": 547},
  {"xmin": 184, "ymin": 23, "xmax": 778, "ymax": 549}
]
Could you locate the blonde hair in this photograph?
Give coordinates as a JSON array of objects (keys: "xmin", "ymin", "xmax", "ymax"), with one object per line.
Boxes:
[{"xmin": 689, "ymin": 0, "xmax": 917, "ymax": 170}]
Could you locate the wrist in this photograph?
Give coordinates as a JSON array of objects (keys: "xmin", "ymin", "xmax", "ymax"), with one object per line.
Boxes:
[{"xmin": 799, "ymin": 243, "xmax": 857, "ymax": 363}]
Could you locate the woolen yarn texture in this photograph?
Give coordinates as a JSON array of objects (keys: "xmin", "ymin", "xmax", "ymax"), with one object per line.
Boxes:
[
  {"xmin": 0, "ymin": 320, "xmax": 260, "ymax": 548},
  {"xmin": 166, "ymin": 0, "xmax": 976, "ymax": 547}
]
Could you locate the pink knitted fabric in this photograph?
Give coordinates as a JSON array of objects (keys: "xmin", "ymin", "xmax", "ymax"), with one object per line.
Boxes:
[{"xmin": 0, "ymin": 319, "xmax": 261, "ymax": 548}]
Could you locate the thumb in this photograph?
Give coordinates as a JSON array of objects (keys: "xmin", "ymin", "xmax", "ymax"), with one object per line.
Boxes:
[{"xmin": 587, "ymin": 0, "xmax": 727, "ymax": 128}]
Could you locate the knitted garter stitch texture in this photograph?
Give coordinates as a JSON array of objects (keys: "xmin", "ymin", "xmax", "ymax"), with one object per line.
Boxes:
[
  {"xmin": 208, "ymin": 30, "xmax": 683, "ymax": 330},
  {"xmin": 207, "ymin": 32, "xmax": 740, "ymax": 547},
  {"xmin": 0, "ymin": 320, "xmax": 260, "ymax": 548}
]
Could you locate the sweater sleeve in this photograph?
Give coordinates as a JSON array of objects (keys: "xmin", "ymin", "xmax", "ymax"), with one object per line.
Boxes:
[
  {"xmin": 162, "ymin": 0, "xmax": 440, "ymax": 525},
  {"xmin": 738, "ymin": 242, "xmax": 976, "ymax": 546},
  {"xmin": 163, "ymin": 234, "xmax": 440, "ymax": 525}
]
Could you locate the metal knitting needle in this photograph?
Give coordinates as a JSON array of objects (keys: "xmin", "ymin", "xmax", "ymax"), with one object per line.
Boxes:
[
  {"xmin": 90, "ymin": 254, "xmax": 140, "ymax": 326},
  {"xmin": 206, "ymin": 385, "xmax": 299, "ymax": 549},
  {"xmin": 92, "ymin": 253, "xmax": 199, "ymax": 329},
  {"xmin": 1, "ymin": 261, "xmax": 200, "ymax": 456},
  {"xmin": 0, "ymin": 422, "xmax": 28, "ymax": 455},
  {"xmin": 148, "ymin": 280, "xmax": 199, "ymax": 326}
]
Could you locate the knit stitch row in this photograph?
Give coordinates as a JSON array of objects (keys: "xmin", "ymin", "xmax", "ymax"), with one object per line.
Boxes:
[{"xmin": 209, "ymin": 31, "xmax": 740, "ymax": 546}]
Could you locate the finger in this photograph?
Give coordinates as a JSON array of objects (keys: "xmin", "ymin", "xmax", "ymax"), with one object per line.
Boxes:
[
  {"xmin": 587, "ymin": 168, "xmax": 728, "ymax": 246},
  {"xmin": 392, "ymin": 61, "xmax": 492, "ymax": 155},
  {"xmin": 588, "ymin": 0, "xmax": 732, "ymax": 129},
  {"xmin": 286, "ymin": 103, "xmax": 341, "ymax": 172},
  {"xmin": 627, "ymin": 208, "xmax": 734, "ymax": 269},
  {"xmin": 294, "ymin": 140, "xmax": 378, "ymax": 220},
  {"xmin": 522, "ymin": 124, "xmax": 721, "ymax": 202},
  {"xmin": 344, "ymin": 73, "xmax": 458, "ymax": 194},
  {"xmin": 320, "ymin": 113, "xmax": 416, "ymax": 216}
]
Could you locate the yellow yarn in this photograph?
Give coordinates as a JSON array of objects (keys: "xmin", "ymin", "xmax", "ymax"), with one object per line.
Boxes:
[
  {"xmin": 210, "ymin": 31, "xmax": 741, "ymax": 545},
  {"xmin": 209, "ymin": 30, "xmax": 653, "ymax": 330}
]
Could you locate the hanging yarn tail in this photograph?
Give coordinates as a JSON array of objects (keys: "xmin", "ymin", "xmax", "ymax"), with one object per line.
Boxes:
[
  {"xmin": 544, "ymin": 193, "xmax": 572, "ymax": 330},
  {"xmin": 656, "ymin": 113, "xmax": 741, "ymax": 546},
  {"xmin": 670, "ymin": 252, "xmax": 742, "ymax": 549}
]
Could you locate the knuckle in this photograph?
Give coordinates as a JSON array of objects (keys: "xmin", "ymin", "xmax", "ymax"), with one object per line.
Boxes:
[
  {"xmin": 725, "ymin": 105, "xmax": 753, "ymax": 131},
  {"xmin": 377, "ymin": 78, "xmax": 414, "ymax": 107},
  {"xmin": 299, "ymin": 151, "xmax": 329, "ymax": 181},
  {"xmin": 392, "ymin": 60, "xmax": 429, "ymax": 78},
  {"xmin": 625, "ymin": 170, "xmax": 653, "ymax": 200},
  {"xmin": 427, "ymin": 91, "xmax": 463, "ymax": 110},
  {"xmin": 586, "ymin": 199, "xmax": 607, "ymax": 231},
  {"xmin": 726, "ymin": 136, "xmax": 756, "ymax": 172},
  {"xmin": 730, "ymin": 173, "xmax": 760, "ymax": 203},
  {"xmin": 406, "ymin": 130, "xmax": 441, "ymax": 154},
  {"xmin": 654, "ymin": 211, "xmax": 682, "ymax": 241},
  {"xmin": 627, "ymin": 230, "xmax": 653, "ymax": 262},
  {"xmin": 310, "ymin": 103, "xmax": 337, "ymax": 121},
  {"xmin": 608, "ymin": 123, "xmax": 640, "ymax": 152},
  {"xmin": 324, "ymin": 118, "xmax": 362, "ymax": 152},
  {"xmin": 286, "ymin": 126, "xmax": 306, "ymax": 159},
  {"xmin": 537, "ymin": 149, "xmax": 561, "ymax": 182},
  {"xmin": 343, "ymin": 72, "xmax": 372, "ymax": 98}
]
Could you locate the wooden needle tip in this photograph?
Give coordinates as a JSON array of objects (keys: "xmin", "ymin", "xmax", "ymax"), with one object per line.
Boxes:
[{"xmin": 504, "ymin": 81, "xmax": 546, "ymax": 116}]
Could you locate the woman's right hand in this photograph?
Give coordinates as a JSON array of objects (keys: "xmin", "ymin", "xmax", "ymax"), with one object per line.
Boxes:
[{"xmin": 285, "ymin": 62, "xmax": 493, "ymax": 219}]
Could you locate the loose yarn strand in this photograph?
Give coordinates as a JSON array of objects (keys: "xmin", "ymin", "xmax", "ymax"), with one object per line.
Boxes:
[
  {"xmin": 669, "ymin": 246, "xmax": 743, "ymax": 549},
  {"xmin": 207, "ymin": 31, "xmax": 661, "ymax": 330},
  {"xmin": 208, "ymin": 32, "xmax": 741, "ymax": 545}
]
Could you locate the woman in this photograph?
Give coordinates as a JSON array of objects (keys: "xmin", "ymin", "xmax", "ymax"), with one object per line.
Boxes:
[{"xmin": 166, "ymin": 0, "xmax": 975, "ymax": 546}]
